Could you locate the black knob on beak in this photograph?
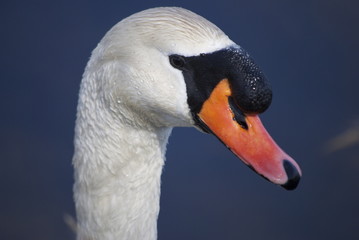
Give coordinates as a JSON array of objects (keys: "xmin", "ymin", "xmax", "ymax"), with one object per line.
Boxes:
[{"xmin": 229, "ymin": 52, "xmax": 272, "ymax": 114}]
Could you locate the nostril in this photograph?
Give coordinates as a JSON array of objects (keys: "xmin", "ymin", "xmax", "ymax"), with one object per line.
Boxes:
[
  {"xmin": 228, "ymin": 96, "xmax": 248, "ymax": 130},
  {"xmin": 281, "ymin": 160, "xmax": 301, "ymax": 190}
]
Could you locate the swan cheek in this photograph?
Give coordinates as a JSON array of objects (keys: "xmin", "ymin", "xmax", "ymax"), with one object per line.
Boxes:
[{"xmin": 197, "ymin": 79, "xmax": 302, "ymax": 190}]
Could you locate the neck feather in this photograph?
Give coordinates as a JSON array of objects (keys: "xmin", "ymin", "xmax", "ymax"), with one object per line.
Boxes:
[{"xmin": 73, "ymin": 77, "xmax": 172, "ymax": 240}]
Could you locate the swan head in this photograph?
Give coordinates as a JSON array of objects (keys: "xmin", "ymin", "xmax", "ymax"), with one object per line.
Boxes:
[{"xmin": 84, "ymin": 7, "xmax": 301, "ymax": 189}]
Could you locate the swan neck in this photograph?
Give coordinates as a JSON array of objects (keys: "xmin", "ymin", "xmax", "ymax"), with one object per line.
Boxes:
[{"xmin": 73, "ymin": 97, "xmax": 172, "ymax": 240}]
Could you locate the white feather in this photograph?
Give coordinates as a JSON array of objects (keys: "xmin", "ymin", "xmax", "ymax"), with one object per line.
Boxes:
[{"xmin": 73, "ymin": 7, "xmax": 235, "ymax": 240}]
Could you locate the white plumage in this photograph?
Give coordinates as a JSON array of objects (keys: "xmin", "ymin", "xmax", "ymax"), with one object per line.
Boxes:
[{"xmin": 73, "ymin": 7, "xmax": 234, "ymax": 240}]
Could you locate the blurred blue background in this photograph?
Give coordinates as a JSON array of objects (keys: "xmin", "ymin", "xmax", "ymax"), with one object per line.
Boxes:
[{"xmin": 1, "ymin": 0, "xmax": 359, "ymax": 239}]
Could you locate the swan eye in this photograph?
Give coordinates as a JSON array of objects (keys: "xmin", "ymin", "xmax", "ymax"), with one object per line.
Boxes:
[{"xmin": 169, "ymin": 55, "xmax": 186, "ymax": 69}]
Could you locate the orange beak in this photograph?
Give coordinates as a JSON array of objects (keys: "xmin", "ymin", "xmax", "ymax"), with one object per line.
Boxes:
[{"xmin": 197, "ymin": 79, "xmax": 301, "ymax": 189}]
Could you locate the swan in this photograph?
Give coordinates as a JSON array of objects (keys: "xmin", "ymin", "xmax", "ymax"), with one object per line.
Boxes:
[{"xmin": 73, "ymin": 7, "xmax": 302, "ymax": 240}]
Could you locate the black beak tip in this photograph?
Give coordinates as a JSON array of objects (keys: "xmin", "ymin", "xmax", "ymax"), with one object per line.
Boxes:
[{"xmin": 281, "ymin": 160, "xmax": 301, "ymax": 190}]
